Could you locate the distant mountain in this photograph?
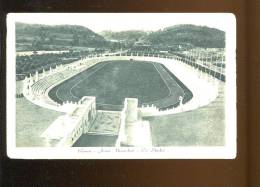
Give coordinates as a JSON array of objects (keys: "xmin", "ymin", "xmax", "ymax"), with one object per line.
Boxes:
[
  {"xmin": 143, "ymin": 24, "xmax": 225, "ymax": 48},
  {"xmin": 16, "ymin": 23, "xmax": 225, "ymax": 51},
  {"xmin": 100, "ymin": 30, "xmax": 149, "ymax": 43},
  {"xmin": 16, "ymin": 22, "xmax": 108, "ymax": 51}
]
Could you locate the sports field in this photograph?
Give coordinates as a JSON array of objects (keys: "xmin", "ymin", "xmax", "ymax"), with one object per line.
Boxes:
[{"xmin": 49, "ymin": 60, "xmax": 187, "ymax": 110}]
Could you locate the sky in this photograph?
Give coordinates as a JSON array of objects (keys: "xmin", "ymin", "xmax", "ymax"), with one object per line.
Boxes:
[{"xmin": 9, "ymin": 13, "xmax": 235, "ymax": 33}]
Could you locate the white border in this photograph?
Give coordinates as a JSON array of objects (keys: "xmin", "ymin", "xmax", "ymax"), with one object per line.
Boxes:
[{"xmin": 6, "ymin": 13, "xmax": 236, "ymax": 159}]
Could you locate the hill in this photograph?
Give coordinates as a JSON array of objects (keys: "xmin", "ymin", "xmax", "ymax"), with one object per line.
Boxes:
[
  {"xmin": 16, "ymin": 22, "xmax": 108, "ymax": 51},
  {"xmin": 100, "ymin": 30, "xmax": 149, "ymax": 43},
  {"xmin": 143, "ymin": 24, "xmax": 225, "ymax": 48}
]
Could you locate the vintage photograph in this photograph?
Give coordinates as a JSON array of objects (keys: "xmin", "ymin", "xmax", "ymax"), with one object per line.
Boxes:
[{"xmin": 7, "ymin": 13, "xmax": 236, "ymax": 159}]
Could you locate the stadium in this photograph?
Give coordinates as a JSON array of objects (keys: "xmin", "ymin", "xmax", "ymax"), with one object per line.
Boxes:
[
  {"xmin": 17, "ymin": 51, "xmax": 225, "ymax": 147},
  {"xmin": 13, "ymin": 21, "xmax": 228, "ymax": 148}
]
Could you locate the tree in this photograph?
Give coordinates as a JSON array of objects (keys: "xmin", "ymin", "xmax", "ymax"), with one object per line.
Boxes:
[
  {"xmin": 72, "ymin": 34, "xmax": 80, "ymax": 46},
  {"xmin": 39, "ymin": 27, "xmax": 47, "ymax": 43},
  {"xmin": 32, "ymin": 38, "xmax": 42, "ymax": 50},
  {"xmin": 48, "ymin": 34, "xmax": 56, "ymax": 44}
]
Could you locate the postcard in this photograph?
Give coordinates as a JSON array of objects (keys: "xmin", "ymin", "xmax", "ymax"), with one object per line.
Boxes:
[{"xmin": 6, "ymin": 13, "xmax": 236, "ymax": 159}]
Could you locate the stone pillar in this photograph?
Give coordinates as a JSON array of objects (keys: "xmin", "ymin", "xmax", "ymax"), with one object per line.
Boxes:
[
  {"xmin": 29, "ymin": 74, "xmax": 34, "ymax": 85},
  {"xmin": 125, "ymin": 98, "xmax": 138, "ymax": 123},
  {"xmin": 42, "ymin": 68, "xmax": 45, "ymax": 77},
  {"xmin": 35, "ymin": 70, "xmax": 39, "ymax": 82},
  {"xmin": 179, "ymin": 96, "xmax": 183, "ymax": 105}
]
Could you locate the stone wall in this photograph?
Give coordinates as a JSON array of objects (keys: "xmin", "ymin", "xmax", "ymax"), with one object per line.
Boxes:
[
  {"xmin": 41, "ymin": 96, "xmax": 97, "ymax": 147},
  {"xmin": 22, "ymin": 53, "xmax": 220, "ymax": 116}
]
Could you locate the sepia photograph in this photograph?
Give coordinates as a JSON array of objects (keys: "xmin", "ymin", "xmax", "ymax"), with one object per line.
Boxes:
[{"xmin": 6, "ymin": 13, "xmax": 236, "ymax": 159}]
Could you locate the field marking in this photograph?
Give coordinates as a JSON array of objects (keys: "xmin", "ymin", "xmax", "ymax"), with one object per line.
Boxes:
[
  {"xmin": 140, "ymin": 62, "xmax": 185, "ymax": 107},
  {"xmin": 68, "ymin": 62, "xmax": 112, "ymax": 99},
  {"xmin": 55, "ymin": 60, "xmax": 185, "ymax": 109},
  {"xmin": 155, "ymin": 63, "xmax": 184, "ymax": 96},
  {"xmin": 161, "ymin": 63, "xmax": 187, "ymax": 96},
  {"xmin": 55, "ymin": 87, "xmax": 64, "ymax": 102},
  {"xmin": 55, "ymin": 67, "xmax": 95, "ymax": 101},
  {"xmin": 54, "ymin": 62, "xmax": 108, "ymax": 102},
  {"xmin": 55, "ymin": 61, "xmax": 114, "ymax": 102},
  {"xmin": 146, "ymin": 63, "xmax": 182, "ymax": 105},
  {"xmin": 152, "ymin": 63, "xmax": 172, "ymax": 96}
]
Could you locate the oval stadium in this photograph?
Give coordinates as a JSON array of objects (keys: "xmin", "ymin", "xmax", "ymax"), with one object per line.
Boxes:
[
  {"xmin": 48, "ymin": 60, "xmax": 193, "ymax": 111},
  {"xmin": 14, "ymin": 19, "xmax": 229, "ymax": 150},
  {"xmin": 17, "ymin": 53, "xmax": 225, "ymax": 148}
]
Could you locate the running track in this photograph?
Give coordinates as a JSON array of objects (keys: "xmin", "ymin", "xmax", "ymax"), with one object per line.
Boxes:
[{"xmin": 48, "ymin": 60, "xmax": 192, "ymax": 110}]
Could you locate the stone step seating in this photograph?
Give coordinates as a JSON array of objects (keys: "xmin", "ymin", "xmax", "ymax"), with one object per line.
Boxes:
[{"xmin": 31, "ymin": 69, "xmax": 77, "ymax": 96}]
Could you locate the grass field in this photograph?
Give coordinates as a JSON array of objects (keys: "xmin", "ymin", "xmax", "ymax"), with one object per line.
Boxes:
[
  {"xmin": 49, "ymin": 60, "xmax": 185, "ymax": 110},
  {"xmin": 146, "ymin": 85, "xmax": 225, "ymax": 146},
  {"xmin": 16, "ymin": 98, "xmax": 62, "ymax": 147}
]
